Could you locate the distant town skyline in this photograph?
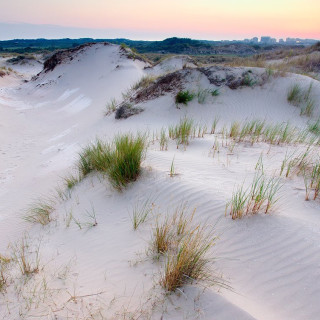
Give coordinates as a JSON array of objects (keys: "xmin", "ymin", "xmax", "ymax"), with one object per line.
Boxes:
[
  {"xmin": 0, "ymin": 22, "xmax": 319, "ymax": 43},
  {"xmin": 1, "ymin": 0, "xmax": 320, "ymax": 41}
]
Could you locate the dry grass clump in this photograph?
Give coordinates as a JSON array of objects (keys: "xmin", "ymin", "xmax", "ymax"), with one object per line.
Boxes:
[
  {"xmin": 226, "ymin": 164, "xmax": 282, "ymax": 219},
  {"xmin": 0, "ymin": 254, "xmax": 11, "ymax": 292},
  {"xmin": 161, "ymin": 225, "xmax": 216, "ymax": 292},
  {"xmin": 10, "ymin": 235, "xmax": 41, "ymax": 276},
  {"xmin": 0, "ymin": 66, "xmax": 11, "ymax": 77},
  {"xmin": 24, "ymin": 198, "xmax": 55, "ymax": 226},
  {"xmin": 226, "ymin": 57, "xmax": 266, "ymax": 68},
  {"xmin": 133, "ymin": 75, "xmax": 158, "ymax": 90},
  {"xmin": 150, "ymin": 205, "xmax": 220, "ymax": 292},
  {"xmin": 78, "ymin": 134, "xmax": 146, "ymax": 190}
]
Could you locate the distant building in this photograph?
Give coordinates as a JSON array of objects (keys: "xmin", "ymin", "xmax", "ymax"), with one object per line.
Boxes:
[{"xmin": 251, "ymin": 37, "xmax": 259, "ymax": 43}]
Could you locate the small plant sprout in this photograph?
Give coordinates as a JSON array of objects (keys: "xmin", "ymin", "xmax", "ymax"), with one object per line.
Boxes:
[
  {"xmin": 64, "ymin": 173, "xmax": 80, "ymax": 190},
  {"xmin": 105, "ymin": 98, "xmax": 118, "ymax": 115},
  {"xmin": 84, "ymin": 203, "xmax": 98, "ymax": 228},
  {"xmin": 211, "ymin": 89, "xmax": 220, "ymax": 96},
  {"xmin": 287, "ymin": 84, "xmax": 303, "ymax": 105},
  {"xmin": 226, "ymin": 184, "xmax": 249, "ymax": 219},
  {"xmin": 210, "ymin": 116, "xmax": 220, "ymax": 134},
  {"xmin": 159, "ymin": 128, "xmax": 168, "ymax": 151},
  {"xmin": 169, "ymin": 156, "xmax": 176, "ymax": 177},
  {"xmin": 131, "ymin": 197, "xmax": 154, "ymax": 230}
]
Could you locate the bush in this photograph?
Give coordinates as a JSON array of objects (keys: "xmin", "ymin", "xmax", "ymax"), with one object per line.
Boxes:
[{"xmin": 175, "ymin": 90, "xmax": 194, "ymax": 105}]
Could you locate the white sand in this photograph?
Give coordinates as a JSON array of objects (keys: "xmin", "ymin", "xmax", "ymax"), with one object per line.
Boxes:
[{"xmin": 0, "ymin": 43, "xmax": 320, "ymax": 319}]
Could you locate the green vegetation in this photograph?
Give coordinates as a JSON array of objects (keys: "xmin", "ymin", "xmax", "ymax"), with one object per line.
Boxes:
[
  {"xmin": 131, "ymin": 198, "xmax": 154, "ymax": 230},
  {"xmin": 78, "ymin": 134, "xmax": 146, "ymax": 190},
  {"xmin": 226, "ymin": 163, "xmax": 282, "ymax": 219},
  {"xmin": 211, "ymin": 89, "xmax": 220, "ymax": 96},
  {"xmin": 175, "ymin": 90, "xmax": 195, "ymax": 105},
  {"xmin": 308, "ymin": 119, "xmax": 320, "ymax": 135},
  {"xmin": 105, "ymin": 98, "xmax": 118, "ymax": 115},
  {"xmin": 159, "ymin": 128, "xmax": 168, "ymax": 151},
  {"xmin": 169, "ymin": 117, "xmax": 194, "ymax": 147},
  {"xmin": 287, "ymin": 83, "xmax": 316, "ymax": 117}
]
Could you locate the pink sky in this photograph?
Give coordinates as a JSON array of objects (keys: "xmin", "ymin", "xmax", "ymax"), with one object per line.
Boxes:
[{"xmin": 1, "ymin": 0, "xmax": 320, "ymax": 40}]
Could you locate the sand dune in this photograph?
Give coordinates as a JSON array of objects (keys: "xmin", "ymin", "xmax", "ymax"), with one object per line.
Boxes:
[{"xmin": 0, "ymin": 43, "xmax": 319, "ymax": 319}]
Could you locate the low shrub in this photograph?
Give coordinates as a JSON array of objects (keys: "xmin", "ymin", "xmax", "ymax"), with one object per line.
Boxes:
[{"xmin": 175, "ymin": 90, "xmax": 195, "ymax": 105}]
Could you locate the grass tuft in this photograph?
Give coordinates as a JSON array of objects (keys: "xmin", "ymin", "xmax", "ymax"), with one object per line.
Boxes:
[
  {"xmin": 133, "ymin": 75, "xmax": 157, "ymax": 90},
  {"xmin": 131, "ymin": 198, "xmax": 154, "ymax": 230},
  {"xmin": 78, "ymin": 134, "xmax": 146, "ymax": 191},
  {"xmin": 24, "ymin": 198, "xmax": 55, "ymax": 226},
  {"xmin": 160, "ymin": 225, "xmax": 217, "ymax": 292},
  {"xmin": 287, "ymin": 83, "xmax": 316, "ymax": 117},
  {"xmin": 169, "ymin": 117, "xmax": 194, "ymax": 147},
  {"xmin": 175, "ymin": 90, "xmax": 195, "ymax": 105},
  {"xmin": 10, "ymin": 235, "xmax": 40, "ymax": 276},
  {"xmin": 0, "ymin": 254, "xmax": 11, "ymax": 292}
]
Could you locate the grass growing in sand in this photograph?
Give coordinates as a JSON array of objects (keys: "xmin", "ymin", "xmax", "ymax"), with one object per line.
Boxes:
[
  {"xmin": 226, "ymin": 163, "xmax": 282, "ymax": 219},
  {"xmin": 0, "ymin": 254, "xmax": 11, "ymax": 292},
  {"xmin": 161, "ymin": 225, "xmax": 216, "ymax": 292},
  {"xmin": 175, "ymin": 90, "xmax": 195, "ymax": 105},
  {"xmin": 133, "ymin": 75, "xmax": 157, "ymax": 90},
  {"xmin": 78, "ymin": 134, "xmax": 146, "ymax": 190},
  {"xmin": 24, "ymin": 198, "xmax": 55, "ymax": 226},
  {"xmin": 131, "ymin": 198, "xmax": 154, "ymax": 230},
  {"xmin": 308, "ymin": 119, "xmax": 320, "ymax": 136},
  {"xmin": 159, "ymin": 128, "xmax": 168, "ymax": 151},
  {"xmin": 105, "ymin": 98, "xmax": 118, "ymax": 115},
  {"xmin": 10, "ymin": 235, "xmax": 41, "ymax": 276},
  {"xmin": 149, "ymin": 205, "xmax": 222, "ymax": 292},
  {"xmin": 169, "ymin": 117, "xmax": 194, "ymax": 147},
  {"xmin": 287, "ymin": 83, "xmax": 316, "ymax": 117}
]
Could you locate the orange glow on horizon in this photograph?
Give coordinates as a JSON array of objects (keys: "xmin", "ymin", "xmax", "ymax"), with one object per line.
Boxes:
[{"xmin": 1, "ymin": 0, "xmax": 319, "ymax": 40}]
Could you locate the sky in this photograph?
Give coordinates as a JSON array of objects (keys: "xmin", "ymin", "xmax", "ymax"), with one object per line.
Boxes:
[{"xmin": 1, "ymin": 0, "xmax": 320, "ymax": 40}]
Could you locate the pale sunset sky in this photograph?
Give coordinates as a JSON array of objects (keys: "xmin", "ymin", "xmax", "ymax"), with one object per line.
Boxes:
[{"xmin": 1, "ymin": 0, "xmax": 319, "ymax": 40}]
